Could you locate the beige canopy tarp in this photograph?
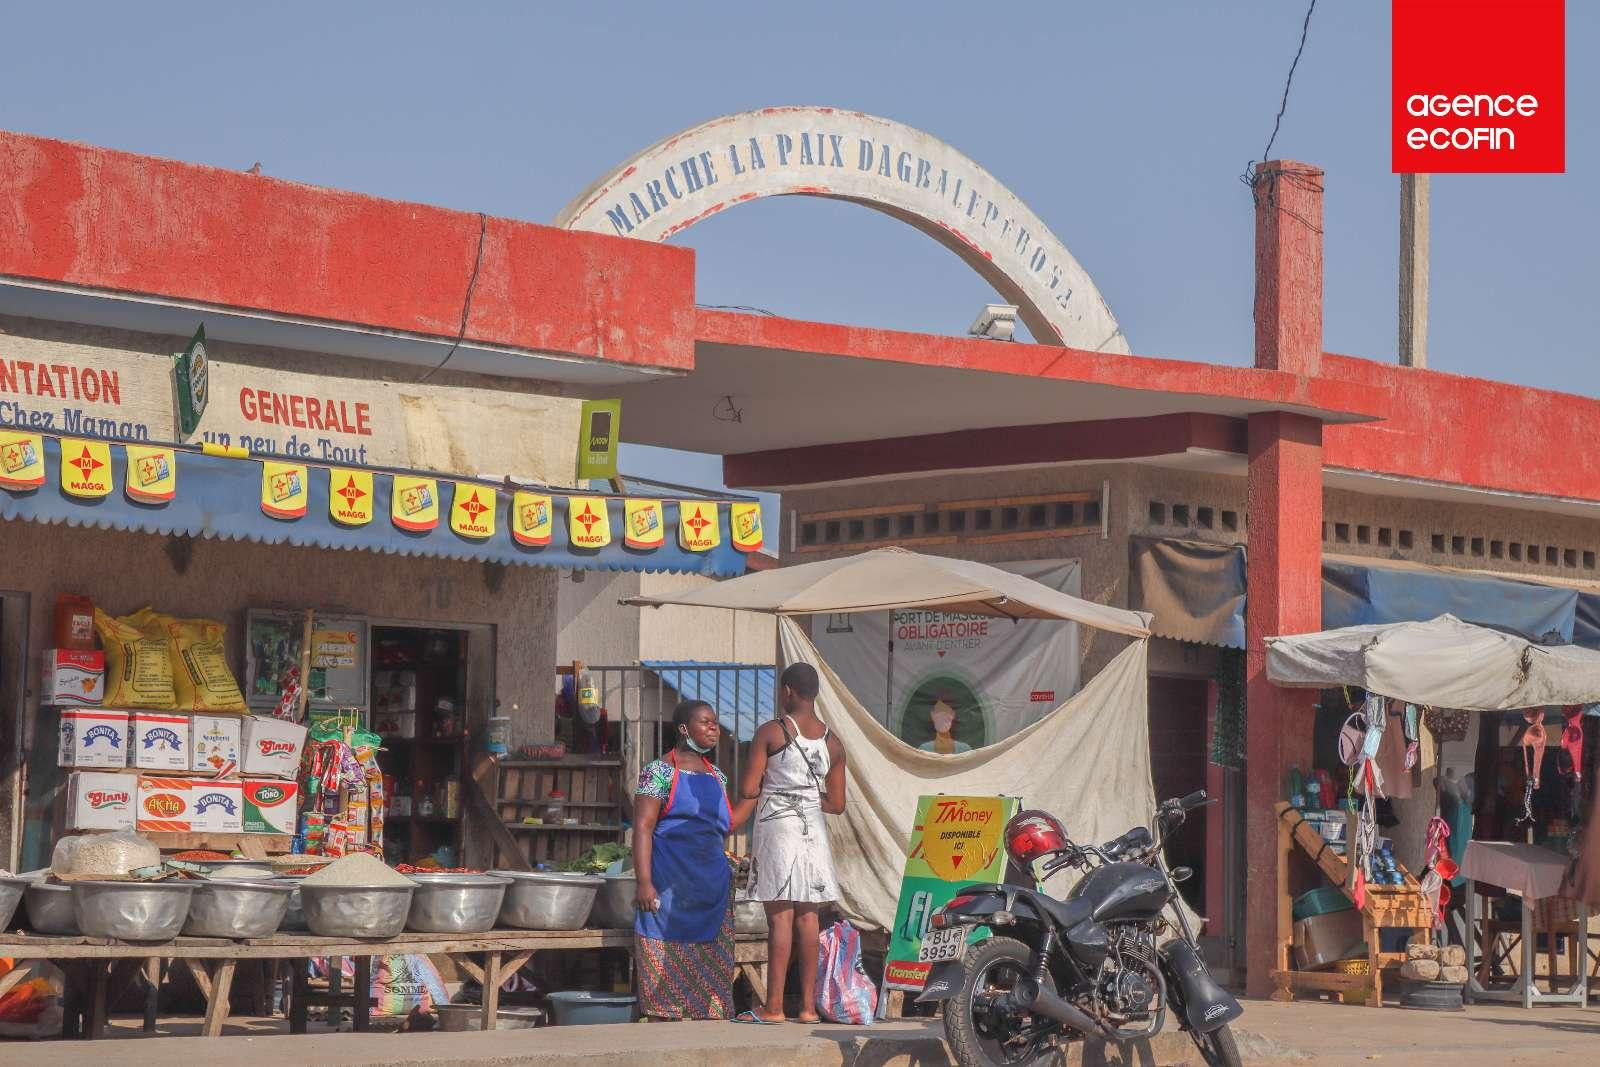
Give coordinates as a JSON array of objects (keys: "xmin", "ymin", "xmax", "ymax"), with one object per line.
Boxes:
[
  {"xmin": 1265, "ymin": 613, "xmax": 1600, "ymax": 711},
  {"xmin": 624, "ymin": 546, "xmax": 1151, "ymax": 635}
]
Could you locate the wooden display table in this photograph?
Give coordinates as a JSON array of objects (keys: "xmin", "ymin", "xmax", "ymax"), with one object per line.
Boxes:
[
  {"xmin": 1270, "ymin": 803, "xmax": 1433, "ymax": 1008},
  {"xmin": 0, "ymin": 928, "xmax": 769, "ymax": 1038}
]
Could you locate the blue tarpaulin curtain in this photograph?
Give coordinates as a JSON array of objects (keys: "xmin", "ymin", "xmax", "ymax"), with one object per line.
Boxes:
[
  {"xmin": 1129, "ymin": 538, "xmax": 1600, "ymax": 651},
  {"xmin": 0, "ymin": 436, "xmax": 747, "ymax": 577}
]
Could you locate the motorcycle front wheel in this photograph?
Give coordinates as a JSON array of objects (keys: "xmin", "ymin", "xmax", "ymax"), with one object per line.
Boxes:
[
  {"xmin": 942, "ymin": 936, "xmax": 1064, "ymax": 1067},
  {"xmin": 1189, "ymin": 1022, "xmax": 1242, "ymax": 1067}
]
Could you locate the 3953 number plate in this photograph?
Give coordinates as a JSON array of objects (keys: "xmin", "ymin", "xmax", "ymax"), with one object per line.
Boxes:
[{"xmin": 917, "ymin": 924, "xmax": 969, "ymax": 964}]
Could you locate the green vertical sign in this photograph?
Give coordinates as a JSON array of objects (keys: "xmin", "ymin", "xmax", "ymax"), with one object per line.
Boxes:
[
  {"xmin": 172, "ymin": 324, "xmax": 209, "ymax": 438},
  {"xmin": 576, "ymin": 398, "xmax": 621, "ymax": 482},
  {"xmin": 884, "ymin": 794, "xmax": 1019, "ymax": 990}
]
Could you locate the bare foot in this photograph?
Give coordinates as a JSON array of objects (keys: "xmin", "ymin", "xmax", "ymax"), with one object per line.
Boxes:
[
  {"xmin": 755, "ymin": 1008, "xmax": 787, "ymax": 1022},
  {"xmin": 795, "ymin": 1013, "xmax": 821, "ymax": 1023}
]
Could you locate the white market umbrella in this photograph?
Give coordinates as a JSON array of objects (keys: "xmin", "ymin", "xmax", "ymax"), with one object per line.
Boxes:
[{"xmin": 623, "ymin": 546, "xmax": 1150, "ymax": 637}]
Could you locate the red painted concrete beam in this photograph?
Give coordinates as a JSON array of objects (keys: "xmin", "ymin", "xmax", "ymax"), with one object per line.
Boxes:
[
  {"xmin": 0, "ymin": 130, "xmax": 696, "ymax": 370},
  {"xmin": 723, "ymin": 412, "xmax": 1247, "ymax": 489},
  {"xmin": 696, "ymin": 309, "xmax": 1387, "ymax": 422},
  {"xmin": 1323, "ymin": 354, "xmax": 1600, "ymax": 504}
]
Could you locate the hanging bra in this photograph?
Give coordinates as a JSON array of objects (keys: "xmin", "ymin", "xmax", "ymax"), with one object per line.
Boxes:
[{"xmin": 1522, "ymin": 709, "xmax": 1547, "ymax": 789}]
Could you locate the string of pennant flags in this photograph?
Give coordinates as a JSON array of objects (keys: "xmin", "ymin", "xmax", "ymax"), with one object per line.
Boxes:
[{"xmin": 0, "ymin": 432, "xmax": 764, "ymax": 554}]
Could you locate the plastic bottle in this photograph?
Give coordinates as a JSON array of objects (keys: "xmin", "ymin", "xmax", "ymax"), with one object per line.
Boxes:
[
  {"xmin": 544, "ymin": 789, "xmax": 566, "ymax": 824},
  {"xmin": 1287, "ymin": 763, "xmax": 1306, "ymax": 809},
  {"xmin": 53, "ymin": 593, "xmax": 96, "ymax": 650}
]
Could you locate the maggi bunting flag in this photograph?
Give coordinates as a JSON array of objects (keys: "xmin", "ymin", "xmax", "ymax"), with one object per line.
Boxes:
[
  {"xmin": 624, "ymin": 498, "xmax": 665, "ymax": 549},
  {"xmin": 0, "ymin": 431, "xmax": 46, "ymax": 490},
  {"xmin": 567, "ymin": 495, "xmax": 612, "ymax": 549},
  {"xmin": 328, "ymin": 468, "xmax": 374, "ymax": 526},
  {"xmin": 450, "ymin": 482, "xmax": 497, "ymax": 539},
  {"xmin": 392, "ymin": 476, "xmax": 439, "ymax": 532},
  {"xmin": 512, "ymin": 491, "xmax": 553, "ymax": 547},
  {"xmin": 260, "ymin": 461, "xmax": 308, "ymax": 519},
  {"xmin": 678, "ymin": 500, "xmax": 721, "ymax": 552},
  {"xmin": 125, "ymin": 445, "xmax": 176, "ymax": 503},
  {"xmin": 731, "ymin": 501, "xmax": 764, "ymax": 552},
  {"xmin": 60, "ymin": 438, "xmax": 114, "ymax": 499}
]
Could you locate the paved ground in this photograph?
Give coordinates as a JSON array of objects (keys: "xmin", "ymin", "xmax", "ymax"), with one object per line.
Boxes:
[{"xmin": 11, "ymin": 999, "xmax": 1600, "ymax": 1065}]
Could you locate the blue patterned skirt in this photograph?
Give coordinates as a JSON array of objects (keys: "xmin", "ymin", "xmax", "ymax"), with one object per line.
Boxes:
[{"xmin": 634, "ymin": 906, "xmax": 734, "ymax": 1020}]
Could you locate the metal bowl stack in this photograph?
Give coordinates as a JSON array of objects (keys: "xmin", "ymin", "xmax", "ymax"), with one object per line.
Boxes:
[
  {"xmin": 71, "ymin": 880, "xmax": 197, "ymax": 941},
  {"xmin": 588, "ymin": 874, "xmax": 637, "ymax": 929},
  {"xmin": 299, "ymin": 883, "xmax": 416, "ymax": 939},
  {"xmin": 23, "ymin": 879, "xmax": 77, "ymax": 935},
  {"xmin": 183, "ymin": 879, "xmax": 295, "ymax": 938},
  {"xmin": 0, "ymin": 875, "xmax": 26, "ymax": 930},
  {"xmin": 491, "ymin": 871, "xmax": 600, "ymax": 930},
  {"xmin": 405, "ymin": 873, "xmax": 512, "ymax": 934}
]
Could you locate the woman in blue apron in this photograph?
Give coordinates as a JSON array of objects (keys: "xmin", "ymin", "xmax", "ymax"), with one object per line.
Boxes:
[{"xmin": 633, "ymin": 699, "xmax": 752, "ymax": 1020}]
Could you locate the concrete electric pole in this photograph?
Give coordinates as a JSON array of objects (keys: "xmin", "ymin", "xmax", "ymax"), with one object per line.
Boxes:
[{"xmin": 1398, "ymin": 173, "xmax": 1430, "ymax": 368}]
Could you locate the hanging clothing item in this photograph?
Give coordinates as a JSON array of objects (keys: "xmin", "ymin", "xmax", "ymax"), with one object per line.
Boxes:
[
  {"xmin": 750, "ymin": 716, "xmax": 840, "ymax": 904},
  {"xmin": 1357, "ymin": 700, "xmax": 1414, "ymax": 799},
  {"xmin": 634, "ymin": 753, "xmax": 734, "ymax": 1020}
]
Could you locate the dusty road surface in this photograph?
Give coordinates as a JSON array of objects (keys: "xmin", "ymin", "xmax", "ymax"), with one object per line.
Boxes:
[{"xmin": 13, "ymin": 998, "xmax": 1600, "ymax": 1065}]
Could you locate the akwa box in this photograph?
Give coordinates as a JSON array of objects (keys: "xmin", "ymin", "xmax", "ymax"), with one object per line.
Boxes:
[
  {"xmin": 66, "ymin": 771, "xmax": 136, "ymax": 830},
  {"xmin": 58, "ymin": 709, "xmax": 129, "ymax": 768},
  {"xmin": 190, "ymin": 779, "xmax": 244, "ymax": 833},
  {"xmin": 41, "ymin": 648, "xmax": 105, "ymax": 706},
  {"xmin": 136, "ymin": 775, "xmax": 193, "ymax": 832},
  {"xmin": 191, "ymin": 714, "xmax": 242, "ymax": 775},
  {"xmin": 242, "ymin": 779, "xmax": 299, "ymax": 835},
  {"xmin": 240, "ymin": 715, "xmax": 307, "ymax": 779},
  {"xmin": 131, "ymin": 711, "xmax": 190, "ymax": 771}
]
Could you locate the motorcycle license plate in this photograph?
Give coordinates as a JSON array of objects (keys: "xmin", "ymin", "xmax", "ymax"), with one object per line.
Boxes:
[{"xmin": 918, "ymin": 925, "xmax": 969, "ymax": 964}]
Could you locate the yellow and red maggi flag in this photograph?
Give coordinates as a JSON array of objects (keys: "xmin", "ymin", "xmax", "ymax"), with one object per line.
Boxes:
[
  {"xmin": 328, "ymin": 468, "xmax": 374, "ymax": 526},
  {"xmin": 624, "ymin": 498, "xmax": 664, "ymax": 549},
  {"xmin": 60, "ymin": 438, "xmax": 114, "ymax": 499},
  {"xmin": 0, "ymin": 432, "xmax": 46, "ymax": 490},
  {"xmin": 567, "ymin": 495, "xmax": 611, "ymax": 549},
  {"xmin": 125, "ymin": 445, "xmax": 176, "ymax": 503},
  {"xmin": 392, "ymin": 476, "xmax": 439, "ymax": 532},
  {"xmin": 731, "ymin": 501, "xmax": 764, "ymax": 552},
  {"xmin": 260, "ymin": 460, "xmax": 308, "ymax": 519},
  {"xmin": 450, "ymin": 482, "xmax": 496, "ymax": 539},
  {"xmin": 512, "ymin": 491, "xmax": 553, "ymax": 547},
  {"xmin": 678, "ymin": 500, "xmax": 721, "ymax": 552}
]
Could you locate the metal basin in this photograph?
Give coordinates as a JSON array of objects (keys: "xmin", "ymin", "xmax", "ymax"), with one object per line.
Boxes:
[
  {"xmin": 491, "ymin": 871, "xmax": 600, "ymax": 930},
  {"xmin": 406, "ymin": 873, "xmax": 512, "ymax": 934},
  {"xmin": 0, "ymin": 876, "xmax": 25, "ymax": 930},
  {"xmin": 24, "ymin": 880, "xmax": 78, "ymax": 934},
  {"xmin": 299, "ymin": 882, "xmax": 415, "ymax": 939},
  {"xmin": 734, "ymin": 897, "xmax": 768, "ymax": 936},
  {"xmin": 588, "ymin": 874, "xmax": 636, "ymax": 929},
  {"xmin": 279, "ymin": 876, "xmax": 309, "ymax": 931},
  {"xmin": 72, "ymin": 880, "xmax": 196, "ymax": 941},
  {"xmin": 435, "ymin": 1003, "xmax": 544, "ymax": 1031},
  {"xmin": 183, "ymin": 878, "xmax": 295, "ymax": 938}
]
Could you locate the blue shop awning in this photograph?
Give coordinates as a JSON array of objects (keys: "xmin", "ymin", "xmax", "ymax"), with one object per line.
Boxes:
[
  {"xmin": 0, "ymin": 435, "xmax": 748, "ymax": 576},
  {"xmin": 1129, "ymin": 538, "xmax": 1599, "ymax": 651},
  {"xmin": 641, "ymin": 661, "xmax": 775, "ymax": 742}
]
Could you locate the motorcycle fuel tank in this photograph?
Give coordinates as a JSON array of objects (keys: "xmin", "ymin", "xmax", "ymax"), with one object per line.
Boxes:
[{"xmin": 1067, "ymin": 861, "xmax": 1171, "ymax": 923}]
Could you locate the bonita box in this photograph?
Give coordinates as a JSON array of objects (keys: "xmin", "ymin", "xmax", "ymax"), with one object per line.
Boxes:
[
  {"xmin": 190, "ymin": 779, "xmax": 244, "ymax": 833},
  {"xmin": 132, "ymin": 712, "xmax": 190, "ymax": 771},
  {"xmin": 58, "ymin": 709, "xmax": 129, "ymax": 768}
]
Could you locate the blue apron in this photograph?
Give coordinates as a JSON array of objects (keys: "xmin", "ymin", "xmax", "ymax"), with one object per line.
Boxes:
[{"xmin": 636, "ymin": 753, "xmax": 732, "ymax": 944}]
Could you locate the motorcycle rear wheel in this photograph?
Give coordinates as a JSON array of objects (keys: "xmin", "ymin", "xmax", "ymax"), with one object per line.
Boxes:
[
  {"xmin": 942, "ymin": 936, "xmax": 1065, "ymax": 1067},
  {"xmin": 1189, "ymin": 1022, "xmax": 1242, "ymax": 1067}
]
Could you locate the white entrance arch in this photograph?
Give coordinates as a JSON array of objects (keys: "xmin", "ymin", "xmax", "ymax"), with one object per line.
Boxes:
[{"xmin": 557, "ymin": 107, "xmax": 1129, "ymax": 354}]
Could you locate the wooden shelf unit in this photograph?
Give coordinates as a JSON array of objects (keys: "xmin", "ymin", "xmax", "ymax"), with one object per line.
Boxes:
[{"xmin": 492, "ymin": 757, "xmax": 623, "ymax": 867}]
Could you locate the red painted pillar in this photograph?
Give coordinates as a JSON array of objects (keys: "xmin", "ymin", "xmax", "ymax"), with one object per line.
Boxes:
[{"xmin": 1243, "ymin": 161, "xmax": 1325, "ymax": 998}]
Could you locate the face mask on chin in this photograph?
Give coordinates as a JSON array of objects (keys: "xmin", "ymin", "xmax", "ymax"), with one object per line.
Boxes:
[{"xmin": 681, "ymin": 730, "xmax": 713, "ymax": 755}]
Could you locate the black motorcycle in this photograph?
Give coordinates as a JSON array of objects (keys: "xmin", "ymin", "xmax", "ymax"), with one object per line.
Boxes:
[{"xmin": 914, "ymin": 791, "xmax": 1242, "ymax": 1067}]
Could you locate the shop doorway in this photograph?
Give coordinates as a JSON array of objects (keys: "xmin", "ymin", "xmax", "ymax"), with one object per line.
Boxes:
[
  {"xmin": 1147, "ymin": 676, "xmax": 1211, "ymax": 909},
  {"xmin": 368, "ymin": 621, "xmax": 494, "ymax": 867},
  {"xmin": 0, "ymin": 592, "xmax": 27, "ymax": 872}
]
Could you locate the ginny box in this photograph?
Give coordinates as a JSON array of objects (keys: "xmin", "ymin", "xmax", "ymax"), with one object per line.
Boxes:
[{"xmin": 66, "ymin": 771, "xmax": 136, "ymax": 831}]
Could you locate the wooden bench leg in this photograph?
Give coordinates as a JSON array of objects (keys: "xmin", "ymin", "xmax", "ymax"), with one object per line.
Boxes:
[
  {"xmin": 353, "ymin": 956, "xmax": 371, "ymax": 1033},
  {"xmin": 482, "ymin": 951, "xmax": 502, "ymax": 1031},
  {"xmin": 290, "ymin": 962, "xmax": 309, "ymax": 1034},
  {"xmin": 144, "ymin": 958, "xmax": 162, "ymax": 1033},
  {"xmin": 86, "ymin": 960, "xmax": 109, "ymax": 1040},
  {"xmin": 203, "ymin": 960, "xmax": 237, "ymax": 1037}
]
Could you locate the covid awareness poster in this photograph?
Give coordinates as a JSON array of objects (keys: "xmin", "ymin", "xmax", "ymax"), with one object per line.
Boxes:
[{"xmin": 811, "ymin": 558, "xmax": 1080, "ymax": 752}]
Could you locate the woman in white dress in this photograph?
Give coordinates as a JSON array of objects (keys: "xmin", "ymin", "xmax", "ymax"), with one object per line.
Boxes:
[{"xmin": 739, "ymin": 663, "xmax": 846, "ymax": 1023}]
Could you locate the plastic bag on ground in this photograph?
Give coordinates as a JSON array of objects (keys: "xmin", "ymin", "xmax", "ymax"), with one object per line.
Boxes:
[
  {"xmin": 0, "ymin": 960, "xmax": 64, "ymax": 1038},
  {"xmin": 815, "ymin": 919, "xmax": 877, "ymax": 1025}
]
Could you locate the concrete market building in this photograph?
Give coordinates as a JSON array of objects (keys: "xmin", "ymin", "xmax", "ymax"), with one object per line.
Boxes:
[{"xmin": 5, "ymin": 110, "xmax": 1600, "ymax": 995}]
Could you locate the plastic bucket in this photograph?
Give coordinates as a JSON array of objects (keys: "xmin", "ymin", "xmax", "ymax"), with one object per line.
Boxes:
[{"xmin": 546, "ymin": 990, "xmax": 636, "ymax": 1025}]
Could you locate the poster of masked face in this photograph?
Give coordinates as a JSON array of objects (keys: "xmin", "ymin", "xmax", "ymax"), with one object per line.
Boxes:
[{"xmin": 812, "ymin": 558, "xmax": 1081, "ymax": 751}]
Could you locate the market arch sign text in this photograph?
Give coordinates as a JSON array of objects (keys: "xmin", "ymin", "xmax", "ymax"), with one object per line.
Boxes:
[{"xmin": 557, "ymin": 107, "xmax": 1128, "ymax": 354}]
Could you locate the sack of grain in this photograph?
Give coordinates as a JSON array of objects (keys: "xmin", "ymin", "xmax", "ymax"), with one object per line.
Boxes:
[
  {"xmin": 1400, "ymin": 959, "xmax": 1441, "ymax": 982},
  {"xmin": 1439, "ymin": 944, "xmax": 1467, "ymax": 968},
  {"xmin": 159, "ymin": 614, "xmax": 246, "ymax": 712},
  {"xmin": 50, "ymin": 830, "xmax": 159, "ymax": 878},
  {"xmin": 95, "ymin": 608, "xmax": 175, "ymax": 709},
  {"xmin": 1438, "ymin": 965, "xmax": 1469, "ymax": 985}
]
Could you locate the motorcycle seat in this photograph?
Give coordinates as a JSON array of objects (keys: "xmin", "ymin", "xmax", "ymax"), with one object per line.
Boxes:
[{"xmin": 1024, "ymin": 890, "xmax": 1094, "ymax": 929}]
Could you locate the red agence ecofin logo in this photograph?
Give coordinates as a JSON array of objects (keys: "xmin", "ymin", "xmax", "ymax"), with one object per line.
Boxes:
[{"xmin": 1392, "ymin": 0, "xmax": 1565, "ymax": 173}]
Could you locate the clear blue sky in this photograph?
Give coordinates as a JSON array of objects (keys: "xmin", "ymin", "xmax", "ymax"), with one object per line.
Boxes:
[{"xmin": 3, "ymin": 2, "xmax": 1594, "ymax": 512}]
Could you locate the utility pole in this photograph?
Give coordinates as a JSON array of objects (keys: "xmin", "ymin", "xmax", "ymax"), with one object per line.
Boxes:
[{"xmin": 1398, "ymin": 174, "xmax": 1429, "ymax": 368}]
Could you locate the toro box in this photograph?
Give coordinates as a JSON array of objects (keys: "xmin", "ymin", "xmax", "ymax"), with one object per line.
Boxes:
[{"xmin": 242, "ymin": 779, "xmax": 299, "ymax": 835}]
